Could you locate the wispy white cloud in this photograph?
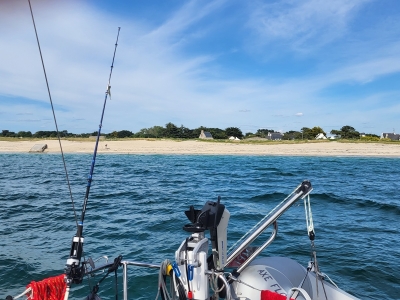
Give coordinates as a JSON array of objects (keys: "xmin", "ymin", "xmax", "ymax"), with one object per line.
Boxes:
[
  {"xmin": 247, "ymin": 0, "xmax": 371, "ymax": 51},
  {"xmin": 330, "ymin": 54, "xmax": 400, "ymax": 84}
]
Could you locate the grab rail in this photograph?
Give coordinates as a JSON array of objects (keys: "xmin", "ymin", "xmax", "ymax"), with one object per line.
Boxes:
[
  {"xmin": 121, "ymin": 261, "xmax": 160, "ymax": 300},
  {"xmin": 236, "ymin": 221, "xmax": 277, "ymax": 273},
  {"xmin": 225, "ymin": 180, "xmax": 312, "ymax": 268}
]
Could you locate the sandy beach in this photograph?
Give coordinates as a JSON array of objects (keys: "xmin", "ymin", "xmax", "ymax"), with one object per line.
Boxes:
[{"xmin": 0, "ymin": 139, "xmax": 399, "ymax": 157}]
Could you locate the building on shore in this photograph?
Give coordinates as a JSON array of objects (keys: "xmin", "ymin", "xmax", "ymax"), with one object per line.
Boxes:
[
  {"xmin": 381, "ymin": 132, "xmax": 400, "ymax": 140},
  {"xmin": 229, "ymin": 136, "xmax": 240, "ymax": 141},
  {"xmin": 199, "ymin": 130, "xmax": 213, "ymax": 139},
  {"xmin": 266, "ymin": 132, "xmax": 283, "ymax": 140}
]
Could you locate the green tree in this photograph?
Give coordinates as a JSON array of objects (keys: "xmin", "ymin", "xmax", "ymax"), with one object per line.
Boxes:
[
  {"xmin": 147, "ymin": 126, "xmax": 165, "ymax": 138},
  {"xmin": 117, "ymin": 130, "xmax": 133, "ymax": 138},
  {"xmin": 225, "ymin": 127, "xmax": 243, "ymax": 139},
  {"xmin": 134, "ymin": 128, "xmax": 150, "ymax": 138},
  {"xmin": 256, "ymin": 129, "xmax": 274, "ymax": 138},
  {"xmin": 245, "ymin": 132, "xmax": 255, "ymax": 137},
  {"xmin": 330, "ymin": 126, "xmax": 360, "ymax": 139},
  {"xmin": 310, "ymin": 126, "xmax": 326, "ymax": 138},
  {"xmin": 330, "ymin": 129, "xmax": 341, "ymax": 137},
  {"xmin": 165, "ymin": 122, "xmax": 180, "ymax": 138},
  {"xmin": 17, "ymin": 131, "xmax": 33, "ymax": 138},
  {"xmin": 300, "ymin": 127, "xmax": 325, "ymax": 139},
  {"xmin": 179, "ymin": 125, "xmax": 193, "ymax": 139},
  {"xmin": 1, "ymin": 130, "xmax": 16, "ymax": 137},
  {"xmin": 340, "ymin": 126, "xmax": 360, "ymax": 139},
  {"xmin": 208, "ymin": 128, "xmax": 228, "ymax": 139},
  {"xmin": 283, "ymin": 130, "xmax": 302, "ymax": 140},
  {"xmin": 108, "ymin": 131, "xmax": 119, "ymax": 138},
  {"xmin": 33, "ymin": 131, "xmax": 56, "ymax": 138},
  {"xmin": 300, "ymin": 127, "xmax": 312, "ymax": 139}
]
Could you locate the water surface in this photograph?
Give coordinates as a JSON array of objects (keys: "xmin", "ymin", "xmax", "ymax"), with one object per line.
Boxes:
[{"xmin": 1, "ymin": 154, "xmax": 399, "ymax": 299}]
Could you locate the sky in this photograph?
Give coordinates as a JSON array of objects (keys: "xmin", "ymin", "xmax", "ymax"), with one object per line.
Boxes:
[{"xmin": 1, "ymin": 0, "xmax": 400, "ymax": 135}]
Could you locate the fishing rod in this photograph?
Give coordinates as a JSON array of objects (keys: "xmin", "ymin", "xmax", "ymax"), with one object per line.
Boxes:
[
  {"xmin": 27, "ymin": 0, "xmax": 79, "ymax": 226},
  {"xmin": 65, "ymin": 27, "xmax": 121, "ymax": 293}
]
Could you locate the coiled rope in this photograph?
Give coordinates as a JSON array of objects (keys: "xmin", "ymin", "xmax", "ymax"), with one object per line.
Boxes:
[
  {"xmin": 26, "ymin": 274, "xmax": 66, "ymax": 300},
  {"xmin": 155, "ymin": 260, "xmax": 172, "ymax": 300}
]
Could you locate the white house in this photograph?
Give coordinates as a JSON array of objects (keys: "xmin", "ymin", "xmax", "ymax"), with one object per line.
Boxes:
[{"xmin": 315, "ymin": 133, "xmax": 327, "ymax": 140}]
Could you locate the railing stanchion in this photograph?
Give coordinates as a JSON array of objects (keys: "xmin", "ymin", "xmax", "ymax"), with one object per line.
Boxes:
[{"xmin": 123, "ymin": 262, "xmax": 128, "ymax": 300}]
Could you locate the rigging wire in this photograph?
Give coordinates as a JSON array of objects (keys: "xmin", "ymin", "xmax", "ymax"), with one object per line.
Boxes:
[{"xmin": 28, "ymin": 0, "xmax": 79, "ymax": 229}]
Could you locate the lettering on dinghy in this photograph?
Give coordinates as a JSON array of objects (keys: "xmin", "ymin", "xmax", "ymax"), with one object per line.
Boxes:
[
  {"xmin": 257, "ymin": 268, "xmax": 287, "ymax": 296},
  {"xmin": 227, "ymin": 246, "xmax": 258, "ymax": 267}
]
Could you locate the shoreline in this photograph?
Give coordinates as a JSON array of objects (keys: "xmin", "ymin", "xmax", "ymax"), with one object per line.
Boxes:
[{"xmin": 0, "ymin": 139, "xmax": 399, "ymax": 157}]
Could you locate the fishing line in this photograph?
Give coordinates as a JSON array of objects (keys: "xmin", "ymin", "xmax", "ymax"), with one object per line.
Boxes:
[
  {"xmin": 80, "ymin": 26, "xmax": 120, "ymax": 223},
  {"xmin": 28, "ymin": 0, "xmax": 79, "ymax": 229}
]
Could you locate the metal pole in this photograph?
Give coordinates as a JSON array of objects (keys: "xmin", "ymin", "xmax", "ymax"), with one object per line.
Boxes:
[
  {"xmin": 236, "ymin": 222, "xmax": 277, "ymax": 273},
  {"xmin": 123, "ymin": 262, "xmax": 128, "ymax": 300},
  {"xmin": 225, "ymin": 181, "xmax": 312, "ymax": 267}
]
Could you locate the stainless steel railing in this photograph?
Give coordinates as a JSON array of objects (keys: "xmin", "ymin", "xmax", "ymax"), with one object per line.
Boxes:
[
  {"xmin": 121, "ymin": 260, "xmax": 160, "ymax": 300},
  {"xmin": 225, "ymin": 180, "xmax": 312, "ymax": 269}
]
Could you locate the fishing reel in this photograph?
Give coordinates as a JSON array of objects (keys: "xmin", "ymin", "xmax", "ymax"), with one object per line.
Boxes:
[{"xmin": 65, "ymin": 222, "xmax": 85, "ymax": 284}]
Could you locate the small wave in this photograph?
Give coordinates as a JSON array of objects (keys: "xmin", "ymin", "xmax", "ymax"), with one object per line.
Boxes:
[
  {"xmin": 253, "ymin": 167, "xmax": 295, "ymax": 176},
  {"xmin": 250, "ymin": 192, "xmax": 287, "ymax": 202},
  {"xmin": 312, "ymin": 192, "xmax": 400, "ymax": 215},
  {"xmin": 358, "ymin": 198, "xmax": 400, "ymax": 215}
]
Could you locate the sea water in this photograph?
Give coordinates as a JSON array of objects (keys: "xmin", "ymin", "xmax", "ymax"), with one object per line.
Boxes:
[{"xmin": 0, "ymin": 153, "xmax": 399, "ymax": 299}]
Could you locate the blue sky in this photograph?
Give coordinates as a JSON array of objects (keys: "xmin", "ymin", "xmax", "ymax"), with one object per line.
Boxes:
[{"xmin": 1, "ymin": 0, "xmax": 400, "ymax": 135}]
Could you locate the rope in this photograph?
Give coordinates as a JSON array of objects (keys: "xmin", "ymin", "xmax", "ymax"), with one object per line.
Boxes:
[
  {"xmin": 26, "ymin": 274, "xmax": 66, "ymax": 300},
  {"xmin": 155, "ymin": 260, "xmax": 173, "ymax": 300},
  {"xmin": 303, "ymin": 195, "xmax": 329, "ymax": 300},
  {"xmin": 10, "ymin": 287, "xmax": 32, "ymax": 300},
  {"xmin": 228, "ymin": 273, "xmax": 261, "ymax": 292},
  {"xmin": 209, "ymin": 270, "xmax": 225, "ymax": 295},
  {"xmin": 303, "ymin": 194, "xmax": 315, "ymax": 239}
]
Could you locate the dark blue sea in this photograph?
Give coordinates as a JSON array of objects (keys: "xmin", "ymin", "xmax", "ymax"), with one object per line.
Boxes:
[{"xmin": 1, "ymin": 154, "xmax": 399, "ymax": 299}]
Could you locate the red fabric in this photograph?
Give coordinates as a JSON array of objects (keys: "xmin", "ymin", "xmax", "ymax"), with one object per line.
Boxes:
[
  {"xmin": 26, "ymin": 274, "xmax": 66, "ymax": 300},
  {"xmin": 261, "ymin": 290, "xmax": 294, "ymax": 300}
]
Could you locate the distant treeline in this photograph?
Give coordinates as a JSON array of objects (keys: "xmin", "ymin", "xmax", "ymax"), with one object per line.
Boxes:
[
  {"xmin": 1, "ymin": 124, "xmax": 380, "ymax": 140},
  {"xmin": 283, "ymin": 125, "xmax": 379, "ymax": 140}
]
